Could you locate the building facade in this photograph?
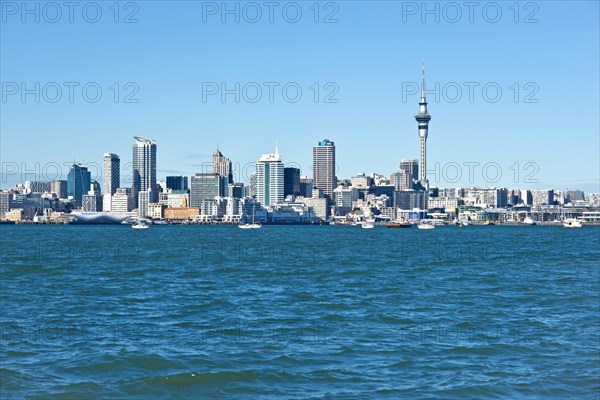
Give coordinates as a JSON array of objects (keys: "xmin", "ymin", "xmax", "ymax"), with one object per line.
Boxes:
[
  {"xmin": 313, "ymin": 139, "xmax": 336, "ymax": 199},
  {"xmin": 212, "ymin": 149, "xmax": 233, "ymax": 183},
  {"xmin": 67, "ymin": 164, "xmax": 91, "ymax": 208},
  {"xmin": 284, "ymin": 167, "xmax": 301, "ymax": 197},
  {"xmin": 103, "ymin": 153, "xmax": 120, "ymax": 211},
  {"xmin": 132, "ymin": 136, "xmax": 157, "ymax": 206},
  {"xmin": 190, "ymin": 173, "xmax": 227, "ymax": 207},
  {"xmin": 256, "ymin": 149, "xmax": 284, "ymax": 207}
]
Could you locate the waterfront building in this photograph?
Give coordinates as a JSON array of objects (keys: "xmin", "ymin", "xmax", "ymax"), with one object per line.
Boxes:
[
  {"xmin": 103, "ymin": 153, "xmax": 120, "ymax": 212},
  {"xmin": 67, "ymin": 164, "xmax": 91, "ymax": 208},
  {"xmin": 164, "ymin": 207, "xmax": 200, "ymax": 221},
  {"xmin": 51, "ymin": 180, "xmax": 67, "ymax": 199},
  {"xmin": 166, "ymin": 176, "xmax": 188, "ymax": 191},
  {"xmin": 190, "ymin": 173, "xmax": 227, "ymax": 207},
  {"xmin": 132, "ymin": 136, "xmax": 157, "ymax": 206},
  {"xmin": 297, "ymin": 196, "xmax": 328, "ymax": 221},
  {"xmin": 7, "ymin": 209, "xmax": 23, "ymax": 221},
  {"xmin": 313, "ymin": 139, "xmax": 336, "ymax": 198},
  {"xmin": 256, "ymin": 148, "xmax": 284, "ymax": 207},
  {"xmin": 284, "ymin": 167, "xmax": 301, "ymax": 197}
]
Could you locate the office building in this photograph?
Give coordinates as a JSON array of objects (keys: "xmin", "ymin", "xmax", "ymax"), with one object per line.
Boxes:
[
  {"xmin": 67, "ymin": 164, "xmax": 91, "ymax": 208},
  {"xmin": 299, "ymin": 176, "xmax": 313, "ymax": 197},
  {"xmin": 0, "ymin": 192, "xmax": 9, "ymax": 216},
  {"xmin": 213, "ymin": 149, "xmax": 233, "ymax": 183},
  {"xmin": 190, "ymin": 173, "xmax": 227, "ymax": 207},
  {"xmin": 313, "ymin": 139, "xmax": 336, "ymax": 198},
  {"xmin": 51, "ymin": 180, "xmax": 67, "ymax": 199},
  {"xmin": 256, "ymin": 148, "xmax": 284, "ymax": 207},
  {"xmin": 132, "ymin": 136, "xmax": 157, "ymax": 206},
  {"xmin": 103, "ymin": 153, "xmax": 120, "ymax": 211},
  {"xmin": 166, "ymin": 176, "xmax": 188, "ymax": 192},
  {"xmin": 138, "ymin": 190, "xmax": 150, "ymax": 217},
  {"xmin": 284, "ymin": 167, "xmax": 301, "ymax": 197},
  {"xmin": 228, "ymin": 183, "xmax": 245, "ymax": 198},
  {"xmin": 112, "ymin": 188, "xmax": 134, "ymax": 213}
]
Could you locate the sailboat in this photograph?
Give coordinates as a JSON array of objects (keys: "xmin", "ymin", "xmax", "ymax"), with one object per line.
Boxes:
[
  {"xmin": 239, "ymin": 203, "xmax": 262, "ymax": 229},
  {"xmin": 132, "ymin": 219, "xmax": 149, "ymax": 229}
]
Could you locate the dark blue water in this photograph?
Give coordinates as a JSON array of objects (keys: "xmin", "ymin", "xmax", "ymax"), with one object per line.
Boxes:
[{"xmin": 1, "ymin": 225, "xmax": 599, "ymax": 399}]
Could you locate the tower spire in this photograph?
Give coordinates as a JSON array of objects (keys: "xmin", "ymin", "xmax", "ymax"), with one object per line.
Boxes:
[{"xmin": 421, "ymin": 63, "xmax": 426, "ymax": 103}]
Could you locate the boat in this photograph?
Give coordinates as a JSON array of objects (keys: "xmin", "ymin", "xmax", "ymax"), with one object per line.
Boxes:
[
  {"xmin": 132, "ymin": 220, "xmax": 149, "ymax": 229},
  {"xmin": 563, "ymin": 218, "xmax": 582, "ymax": 228},
  {"xmin": 239, "ymin": 203, "xmax": 262, "ymax": 229},
  {"xmin": 361, "ymin": 220, "xmax": 375, "ymax": 229},
  {"xmin": 483, "ymin": 220, "xmax": 495, "ymax": 226},
  {"xmin": 523, "ymin": 217, "xmax": 536, "ymax": 225},
  {"xmin": 417, "ymin": 221, "xmax": 435, "ymax": 230},
  {"xmin": 388, "ymin": 220, "xmax": 412, "ymax": 228}
]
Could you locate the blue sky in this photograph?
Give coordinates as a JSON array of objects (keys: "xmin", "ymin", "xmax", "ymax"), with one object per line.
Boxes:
[{"xmin": 1, "ymin": 0, "xmax": 599, "ymax": 192}]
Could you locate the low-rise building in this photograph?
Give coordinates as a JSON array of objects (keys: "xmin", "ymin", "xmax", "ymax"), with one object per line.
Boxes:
[
  {"xmin": 148, "ymin": 203, "xmax": 167, "ymax": 219},
  {"xmin": 164, "ymin": 207, "xmax": 200, "ymax": 221}
]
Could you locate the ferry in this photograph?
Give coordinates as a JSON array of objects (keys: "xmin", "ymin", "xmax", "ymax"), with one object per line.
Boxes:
[{"xmin": 563, "ymin": 218, "xmax": 582, "ymax": 228}]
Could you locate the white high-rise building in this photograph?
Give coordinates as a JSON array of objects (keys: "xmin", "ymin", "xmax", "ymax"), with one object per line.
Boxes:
[
  {"xmin": 256, "ymin": 147, "xmax": 284, "ymax": 207},
  {"xmin": 132, "ymin": 136, "xmax": 157, "ymax": 207},
  {"xmin": 313, "ymin": 139, "xmax": 336, "ymax": 198},
  {"xmin": 103, "ymin": 153, "xmax": 120, "ymax": 212}
]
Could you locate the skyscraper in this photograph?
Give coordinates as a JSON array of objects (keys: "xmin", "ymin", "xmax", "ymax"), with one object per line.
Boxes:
[
  {"xmin": 415, "ymin": 65, "xmax": 431, "ymax": 183},
  {"xmin": 103, "ymin": 153, "xmax": 120, "ymax": 212},
  {"xmin": 67, "ymin": 164, "xmax": 91, "ymax": 208},
  {"xmin": 132, "ymin": 136, "xmax": 157, "ymax": 207},
  {"xmin": 284, "ymin": 167, "xmax": 300, "ymax": 197},
  {"xmin": 313, "ymin": 139, "xmax": 336, "ymax": 199},
  {"xmin": 256, "ymin": 147, "xmax": 284, "ymax": 207},
  {"xmin": 213, "ymin": 149, "xmax": 233, "ymax": 184}
]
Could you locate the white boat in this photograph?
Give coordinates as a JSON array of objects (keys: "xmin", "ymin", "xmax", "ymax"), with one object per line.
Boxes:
[
  {"xmin": 523, "ymin": 217, "xmax": 536, "ymax": 225},
  {"xmin": 239, "ymin": 203, "xmax": 262, "ymax": 229},
  {"xmin": 417, "ymin": 222, "xmax": 435, "ymax": 230},
  {"xmin": 563, "ymin": 218, "xmax": 582, "ymax": 228},
  {"xmin": 132, "ymin": 221, "xmax": 149, "ymax": 229},
  {"xmin": 361, "ymin": 220, "xmax": 375, "ymax": 229}
]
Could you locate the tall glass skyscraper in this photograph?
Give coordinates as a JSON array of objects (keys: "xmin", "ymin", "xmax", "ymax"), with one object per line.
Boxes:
[
  {"xmin": 103, "ymin": 153, "xmax": 120, "ymax": 211},
  {"xmin": 313, "ymin": 139, "xmax": 336, "ymax": 200},
  {"xmin": 132, "ymin": 136, "xmax": 157, "ymax": 207},
  {"xmin": 67, "ymin": 164, "xmax": 91, "ymax": 208},
  {"xmin": 256, "ymin": 148, "xmax": 284, "ymax": 207}
]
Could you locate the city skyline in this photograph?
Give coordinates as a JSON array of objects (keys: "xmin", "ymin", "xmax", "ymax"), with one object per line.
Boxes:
[{"xmin": 1, "ymin": 2, "xmax": 598, "ymax": 193}]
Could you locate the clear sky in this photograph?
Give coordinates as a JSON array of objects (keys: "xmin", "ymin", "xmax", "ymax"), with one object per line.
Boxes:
[{"xmin": 1, "ymin": 0, "xmax": 599, "ymax": 193}]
